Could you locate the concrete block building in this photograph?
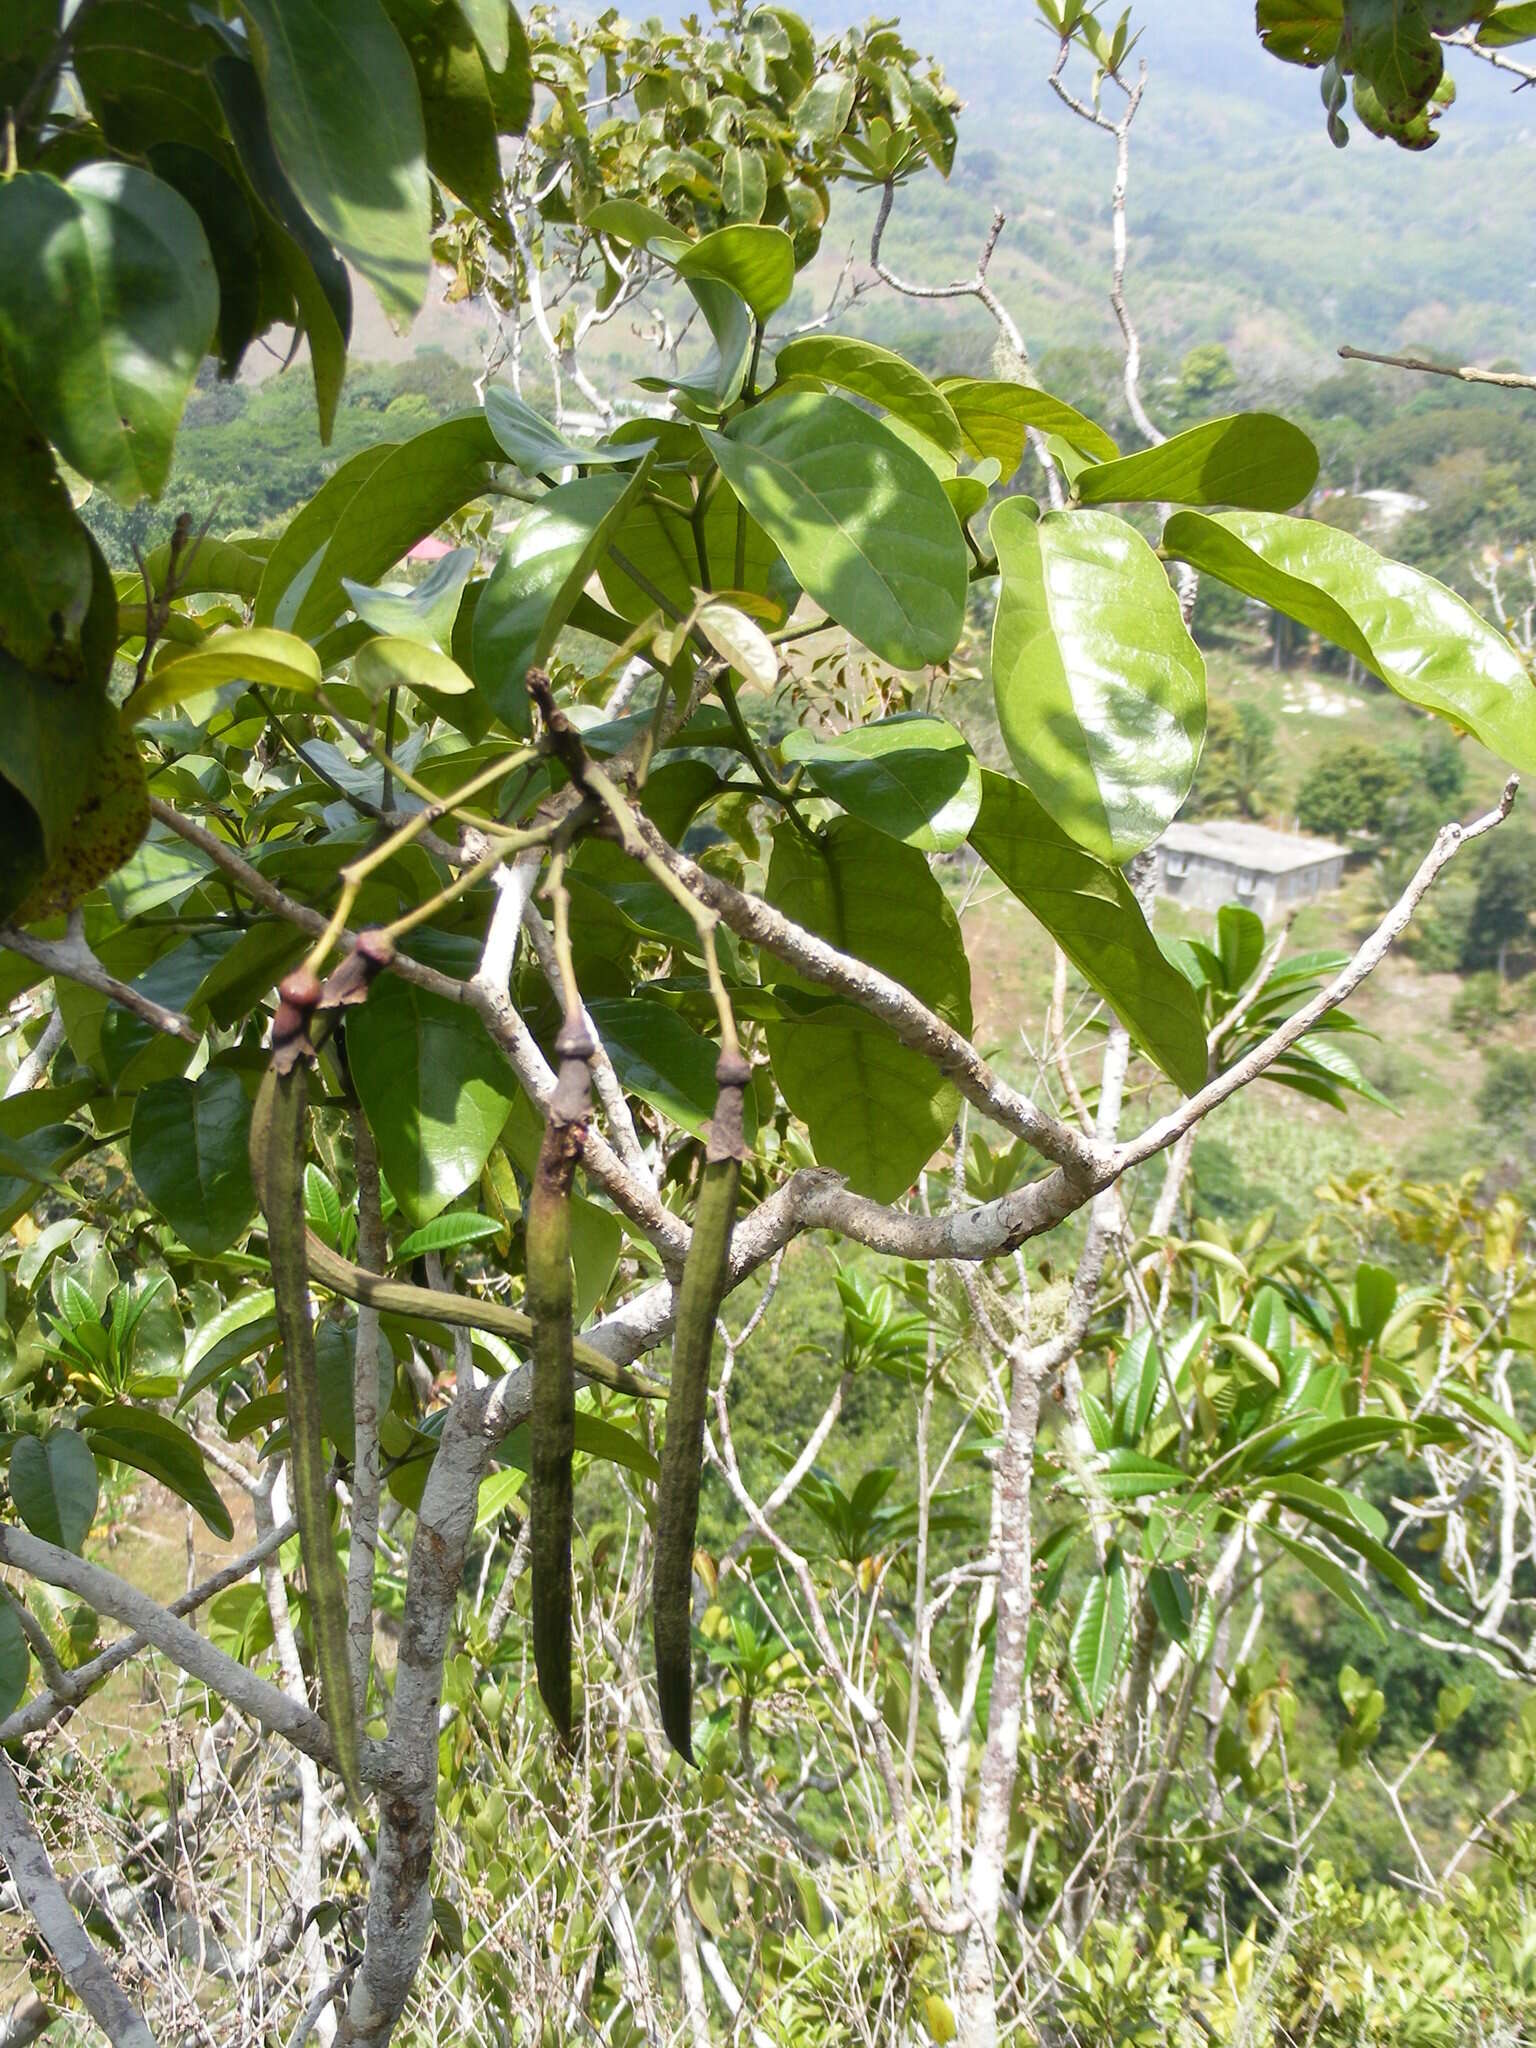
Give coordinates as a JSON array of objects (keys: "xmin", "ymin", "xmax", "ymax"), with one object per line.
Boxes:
[{"xmin": 1154, "ymin": 819, "xmax": 1349, "ymax": 923}]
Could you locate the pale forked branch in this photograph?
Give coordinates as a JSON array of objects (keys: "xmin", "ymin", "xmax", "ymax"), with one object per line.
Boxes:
[
  {"xmin": 0, "ymin": 1759, "xmax": 156, "ymax": 2048},
  {"xmin": 1339, "ymin": 343, "xmax": 1536, "ymax": 392},
  {"xmin": 0, "ymin": 1523, "xmax": 338, "ymax": 1773}
]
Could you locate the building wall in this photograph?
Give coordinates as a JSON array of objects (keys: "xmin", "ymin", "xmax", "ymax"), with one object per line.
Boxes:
[{"xmin": 1157, "ymin": 851, "xmax": 1343, "ymax": 921}]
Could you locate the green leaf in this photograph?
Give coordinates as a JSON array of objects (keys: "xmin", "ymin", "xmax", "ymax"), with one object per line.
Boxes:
[
  {"xmin": 1440, "ymin": 1382, "xmax": 1533, "ymax": 1454},
  {"xmin": 1, "ymin": 641, "xmax": 117, "ymax": 922},
  {"xmin": 0, "ymin": 385, "xmax": 96, "ymax": 678},
  {"xmin": 672, "ymin": 223, "xmax": 795, "ymax": 318},
  {"xmin": 990, "ymin": 502, "xmax": 1206, "ymax": 862},
  {"xmin": 938, "ymin": 377, "xmax": 1119, "ymax": 469},
  {"xmin": 387, "ymin": 0, "xmax": 502, "ymax": 217},
  {"xmin": 502, "ymin": 1410, "xmax": 659, "ymax": 1484},
  {"xmin": 1070, "ymin": 1556, "xmax": 1129, "ymax": 1712},
  {"xmin": 695, "ymin": 601, "xmax": 778, "ymax": 690},
  {"xmin": 178, "ymin": 1290, "xmax": 278, "ymax": 1407},
  {"xmin": 1113, "ymin": 1327, "xmax": 1164, "ymax": 1443},
  {"xmin": 1093, "ymin": 1449, "xmax": 1188, "ymax": 1497},
  {"xmin": 130, "ymin": 1072, "xmax": 257, "ymax": 1258},
  {"xmin": 702, "ymin": 392, "xmax": 967, "ymax": 670},
  {"xmin": 0, "ymin": 1601, "xmax": 27, "ymax": 1722},
  {"xmin": 210, "ymin": 53, "xmax": 352, "ymax": 439},
  {"xmin": 1163, "ymin": 511, "xmax": 1536, "ymax": 771},
  {"xmin": 81, "ymin": 1404, "xmax": 233, "ymax": 1540},
  {"xmin": 393, "ymin": 1212, "xmax": 504, "ymax": 1260},
  {"xmin": 127, "ymin": 628, "xmax": 322, "ymax": 719},
  {"xmin": 484, "ymin": 387, "xmax": 655, "ymax": 475},
  {"xmin": 257, "ymin": 417, "xmax": 502, "ymax": 637},
  {"xmin": 637, "ymin": 275, "xmax": 753, "ymax": 409},
  {"xmin": 771, "ymin": 338, "xmax": 963, "ymax": 458},
  {"xmin": 347, "ymin": 975, "xmax": 518, "ymax": 1225},
  {"xmin": 780, "ymin": 714, "xmax": 981, "ymax": 852},
  {"xmin": 342, "ymin": 547, "xmax": 476, "ymax": 651},
  {"xmin": 472, "ymin": 466, "xmax": 650, "ymax": 732},
  {"xmin": 353, "ymin": 635, "xmax": 474, "ymax": 700},
  {"xmin": 1259, "ymin": 1474, "xmax": 1387, "ymax": 1540},
  {"xmin": 9, "ymin": 1432, "xmax": 99, "ymax": 1552},
  {"xmin": 0, "ymin": 164, "xmax": 217, "ymax": 503},
  {"xmin": 1073, "ymin": 413, "xmax": 1319, "ymax": 511},
  {"xmin": 1257, "ymin": 0, "xmax": 1344, "ymax": 64},
  {"xmin": 1479, "ymin": 1, "xmax": 1536, "ymax": 42},
  {"xmin": 586, "ymin": 998, "xmax": 752, "ymax": 1140},
  {"xmin": 597, "ymin": 479, "xmax": 781, "ymax": 624},
  {"xmin": 236, "ymin": 0, "xmax": 430, "ymax": 329},
  {"xmin": 763, "ymin": 817, "xmax": 971, "ymax": 1200},
  {"xmin": 968, "ymin": 771, "xmax": 1208, "ymax": 1094},
  {"xmin": 1268, "ymin": 1527, "xmax": 1384, "ymax": 1637}
]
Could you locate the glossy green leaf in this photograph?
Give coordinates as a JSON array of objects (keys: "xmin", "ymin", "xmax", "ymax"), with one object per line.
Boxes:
[
  {"xmin": 342, "ymin": 547, "xmax": 476, "ymax": 651},
  {"xmin": 353, "ymin": 635, "xmax": 474, "ymax": 699},
  {"xmin": 1070, "ymin": 1557, "xmax": 1129, "ymax": 1712},
  {"xmin": 642, "ymin": 275, "xmax": 754, "ymax": 409},
  {"xmin": 237, "ymin": 0, "xmax": 430, "ymax": 329},
  {"xmin": 598, "ymin": 480, "xmax": 782, "ymax": 624},
  {"xmin": 773, "ymin": 336, "xmax": 963, "ymax": 458},
  {"xmin": 472, "ymin": 466, "xmax": 649, "ymax": 732},
  {"xmin": 2, "ymin": 639, "xmax": 119, "ymax": 923},
  {"xmin": 394, "ymin": 1212, "xmax": 504, "ymax": 1261},
  {"xmin": 780, "ymin": 714, "xmax": 981, "ymax": 852},
  {"xmin": 127, "ymin": 628, "xmax": 322, "ymax": 719},
  {"xmin": 968, "ymin": 771, "xmax": 1208, "ymax": 1094},
  {"xmin": 179, "ymin": 1290, "xmax": 278, "ymax": 1407},
  {"xmin": 1479, "ymin": 2, "xmax": 1536, "ymax": 43},
  {"xmin": 9, "ymin": 1432, "xmax": 98, "ymax": 1553},
  {"xmin": 82, "ymin": 1404, "xmax": 233, "ymax": 1540},
  {"xmin": 347, "ymin": 975, "xmax": 518, "ymax": 1225},
  {"xmin": 939, "ymin": 377, "xmax": 1118, "ymax": 470},
  {"xmin": 274, "ymin": 415, "xmax": 503, "ymax": 640},
  {"xmin": 763, "ymin": 817, "xmax": 971, "ymax": 1200},
  {"xmin": 130, "ymin": 1071, "xmax": 257, "ymax": 1257},
  {"xmin": 1091, "ymin": 1450, "xmax": 1188, "ymax": 1498},
  {"xmin": 1073, "ymin": 413, "xmax": 1319, "ymax": 511},
  {"xmin": 502, "ymin": 1409, "xmax": 659, "ymax": 1485},
  {"xmin": 703, "ymin": 392, "xmax": 966, "ymax": 670},
  {"xmin": 586, "ymin": 998, "xmax": 751, "ymax": 1140},
  {"xmin": 1163, "ymin": 510, "xmax": 1536, "ymax": 771},
  {"xmin": 0, "ymin": 164, "xmax": 217, "ymax": 502},
  {"xmin": 484, "ymin": 387, "xmax": 656, "ymax": 475},
  {"xmin": 991, "ymin": 501, "xmax": 1206, "ymax": 861},
  {"xmin": 387, "ymin": 0, "xmax": 501, "ymax": 216},
  {"xmin": 1114, "ymin": 1327, "xmax": 1164, "ymax": 1443},
  {"xmin": 673, "ymin": 223, "xmax": 795, "ymax": 318},
  {"xmin": 210, "ymin": 52, "xmax": 352, "ymax": 438}
]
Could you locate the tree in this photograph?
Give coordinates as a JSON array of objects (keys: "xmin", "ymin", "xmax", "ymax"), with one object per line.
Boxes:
[
  {"xmin": 4, "ymin": 5, "xmax": 1536, "ymax": 2047},
  {"xmin": 1183, "ymin": 697, "xmax": 1279, "ymax": 819},
  {"xmin": 1461, "ymin": 829, "xmax": 1536, "ymax": 975},
  {"xmin": 1296, "ymin": 742, "xmax": 1410, "ymax": 840}
]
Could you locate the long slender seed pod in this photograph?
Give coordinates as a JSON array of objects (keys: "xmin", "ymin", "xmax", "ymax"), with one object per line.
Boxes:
[
  {"xmin": 297, "ymin": 1230, "xmax": 662, "ymax": 1398},
  {"xmin": 653, "ymin": 1051, "xmax": 751, "ymax": 1761},
  {"xmin": 250, "ymin": 971, "xmax": 364, "ymax": 1812},
  {"xmin": 527, "ymin": 1017, "xmax": 594, "ymax": 1742}
]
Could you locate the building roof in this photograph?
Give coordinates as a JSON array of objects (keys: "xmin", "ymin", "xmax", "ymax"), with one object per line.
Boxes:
[{"xmin": 1158, "ymin": 818, "xmax": 1350, "ymax": 875}]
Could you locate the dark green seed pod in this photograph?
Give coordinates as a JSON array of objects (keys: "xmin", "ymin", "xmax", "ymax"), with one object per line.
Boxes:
[
  {"xmin": 250, "ymin": 997, "xmax": 364, "ymax": 1813},
  {"xmin": 653, "ymin": 1051, "xmax": 750, "ymax": 1761}
]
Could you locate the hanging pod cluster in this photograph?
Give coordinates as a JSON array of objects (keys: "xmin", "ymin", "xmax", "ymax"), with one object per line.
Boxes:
[
  {"xmin": 248, "ymin": 932, "xmax": 394, "ymax": 1812},
  {"xmin": 653, "ymin": 1051, "xmax": 751, "ymax": 1761}
]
